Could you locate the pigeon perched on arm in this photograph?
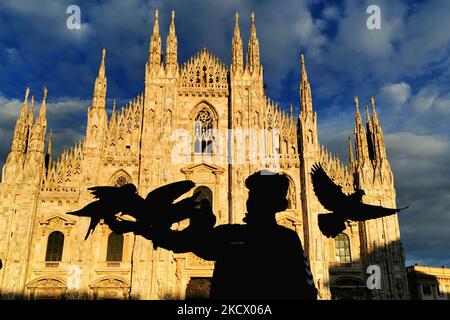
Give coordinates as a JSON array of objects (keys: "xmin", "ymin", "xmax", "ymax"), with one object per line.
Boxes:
[
  {"xmin": 67, "ymin": 183, "xmax": 144, "ymax": 240},
  {"xmin": 310, "ymin": 163, "xmax": 408, "ymax": 238}
]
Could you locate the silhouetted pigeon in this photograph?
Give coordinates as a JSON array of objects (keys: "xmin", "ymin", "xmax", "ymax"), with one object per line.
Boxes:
[{"xmin": 310, "ymin": 163, "xmax": 408, "ymax": 238}]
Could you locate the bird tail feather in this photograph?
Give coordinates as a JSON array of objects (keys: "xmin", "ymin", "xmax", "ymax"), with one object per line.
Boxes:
[
  {"xmin": 318, "ymin": 214, "xmax": 346, "ymax": 238},
  {"xmin": 84, "ymin": 229, "xmax": 91, "ymax": 241}
]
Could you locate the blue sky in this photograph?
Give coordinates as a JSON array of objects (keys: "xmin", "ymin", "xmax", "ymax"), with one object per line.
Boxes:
[{"xmin": 0, "ymin": 0, "xmax": 449, "ymax": 267}]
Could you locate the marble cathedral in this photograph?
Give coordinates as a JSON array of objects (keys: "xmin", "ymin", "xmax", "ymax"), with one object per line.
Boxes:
[{"xmin": 0, "ymin": 10, "xmax": 409, "ymax": 300}]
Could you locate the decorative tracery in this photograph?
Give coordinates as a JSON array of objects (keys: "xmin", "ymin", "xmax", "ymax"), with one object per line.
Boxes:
[
  {"xmin": 194, "ymin": 108, "xmax": 214, "ymax": 154},
  {"xmin": 114, "ymin": 176, "xmax": 129, "ymax": 187}
]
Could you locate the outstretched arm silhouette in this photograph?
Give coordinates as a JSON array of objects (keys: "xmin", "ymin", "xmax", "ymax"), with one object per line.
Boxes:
[{"xmin": 67, "ymin": 180, "xmax": 201, "ymax": 240}]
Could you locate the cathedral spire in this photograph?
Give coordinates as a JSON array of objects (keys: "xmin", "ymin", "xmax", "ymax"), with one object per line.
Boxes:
[
  {"xmin": 371, "ymin": 96, "xmax": 387, "ymax": 161},
  {"xmin": 25, "ymin": 87, "xmax": 47, "ymax": 160},
  {"xmin": 231, "ymin": 12, "xmax": 243, "ymax": 74},
  {"xmin": 10, "ymin": 88, "xmax": 30, "ymax": 154},
  {"xmin": 371, "ymin": 96, "xmax": 380, "ymax": 128},
  {"xmin": 365, "ymin": 105, "xmax": 372, "ymax": 128},
  {"xmin": 38, "ymin": 87, "xmax": 47, "ymax": 120},
  {"xmin": 110, "ymin": 99, "xmax": 117, "ymax": 126},
  {"xmin": 365, "ymin": 104, "xmax": 375, "ymax": 160},
  {"xmin": 32, "ymin": 88, "xmax": 47, "ymax": 134},
  {"xmin": 149, "ymin": 9, "xmax": 162, "ymax": 67},
  {"xmin": 92, "ymin": 49, "xmax": 107, "ymax": 109},
  {"xmin": 24, "ymin": 95, "xmax": 34, "ymax": 151},
  {"xmin": 99, "ymin": 48, "xmax": 106, "ymax": 78},
  {"xmin": 245, "ymin": 12, "xmax": 260, "ymax": 74},
  {"xmin": 21, "ymin": 87, "xmax": 30, "ymax": 118},
  {"xmin": 355, "ymin": 96, "xmax": 362, "ymax": 123},
  {"xmin": 354, "ymin": 96, "xmax": 370, "ymax": 163},
  {"xmin": 301, "ymin": 53, "xmax": 308, "ymax": 81},
  {"xmin": 165, "ymin": 10, "xmax": 178, "ymax": 71},
  {"xmin": 300, "ymin": 53, "xmax": 313, "ymax": 115}
]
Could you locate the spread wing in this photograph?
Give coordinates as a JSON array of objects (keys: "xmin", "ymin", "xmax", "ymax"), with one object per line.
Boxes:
[
  {"xmin": 88, "ymin": 186, "xmax": 121, "ymax": 200},
  {"xmin": 310, "ymin": 163, "xmax": 348, "ymax": 212},
  {"xmin": 88, "ymin": 184, "xmax": 137, "ymax": 200},
  {"xmin": 145, "ymin": 180, "xmax": 196, "ymax": 205},
  {"xmin": 84, "ymin": 184, "xmax": 143, "ymax": 218},
  {"xmin": 347, "ymin": 202, "xmax": 408, "ymax": 221}
]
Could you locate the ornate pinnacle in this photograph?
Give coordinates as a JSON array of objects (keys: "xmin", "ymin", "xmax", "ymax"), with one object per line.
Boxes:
[
  {"xmin": 98, "ymin": 48, "xmax": 106, "ymax": 78},
  {"xmin": 43, "ymin": 86, "xmax": 48, "ymax": 102},
  {"xmin": 24, "ymin": 87, "xmax": 30, "ymax": 103},
  {"xmin": 169, "ymin": 10, "xmax": 176, "ymax": 34},
  {"xmin": 300, "ymin": 53, "xmax": 308, "ymax": 81},
  {"xmin": 152, "ymin": 9, "xmax": 159, "ymax": 35}
]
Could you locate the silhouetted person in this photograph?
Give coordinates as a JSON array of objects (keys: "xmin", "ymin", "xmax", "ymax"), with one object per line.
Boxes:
[
  {"xmin": 74, "ymin": 170, "xmax": 317, "ymax": 299},
  {"xmin": 144, "ymin": 170, "xmax": 318, "ymax": 300}
]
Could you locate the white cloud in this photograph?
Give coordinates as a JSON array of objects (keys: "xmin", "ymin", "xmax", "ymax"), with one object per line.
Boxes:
[
  {"xmin": 410, "ymin": 86, "xmax": 439, "ymax": 113},
  {"xmin": 380, "ymin": 82, "xmax": 411, "ymax": 108}
]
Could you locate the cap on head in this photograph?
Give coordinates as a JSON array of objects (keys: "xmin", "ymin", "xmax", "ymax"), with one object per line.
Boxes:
[
  {"xmin": 245, "ymin": 170, "xmax": 288, "ymax": 194},
  {"xmin": 245, "ymin": 170, "xmax": 289, "ymax": 213}
]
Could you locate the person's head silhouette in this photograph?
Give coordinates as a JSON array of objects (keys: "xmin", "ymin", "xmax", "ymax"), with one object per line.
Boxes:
[{"xmin": 243, "ymin": 169, "xmax": 289, "ymax": 224}]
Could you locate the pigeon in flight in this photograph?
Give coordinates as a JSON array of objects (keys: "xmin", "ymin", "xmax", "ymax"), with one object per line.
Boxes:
[
  {"xmin": 310, "ymin": 163, "xmax": 408, "ymax": 238},
  {"xmin": 68, "ymin": 181, "xmax": 199, "ymax": 240}
]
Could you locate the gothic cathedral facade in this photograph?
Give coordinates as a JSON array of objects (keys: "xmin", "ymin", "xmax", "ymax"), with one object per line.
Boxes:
[{"xmin": 0, "ymin": 11, "xmax": 409, "ymax": 300}]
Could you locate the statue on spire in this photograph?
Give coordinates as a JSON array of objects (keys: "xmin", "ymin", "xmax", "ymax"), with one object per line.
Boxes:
[{"xmin": 354, "ymin": 96, "xmax": 359, "ymax": 109}]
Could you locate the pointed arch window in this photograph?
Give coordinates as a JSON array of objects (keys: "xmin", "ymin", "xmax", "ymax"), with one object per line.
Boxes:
[
  {"xmin": 106, "ymin": 233, "xmax": 124, "ymax": 262},
  {"xmin": 194, "ymin": 108, "xmax": 214, "ymax": 154},
  {"xmin": 335, "ymin": 233, "xmax": 351, "ymax": 262},
  {"xmin": 45, "ymin": 231, "xmax": 64, "ymax": 262}
]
